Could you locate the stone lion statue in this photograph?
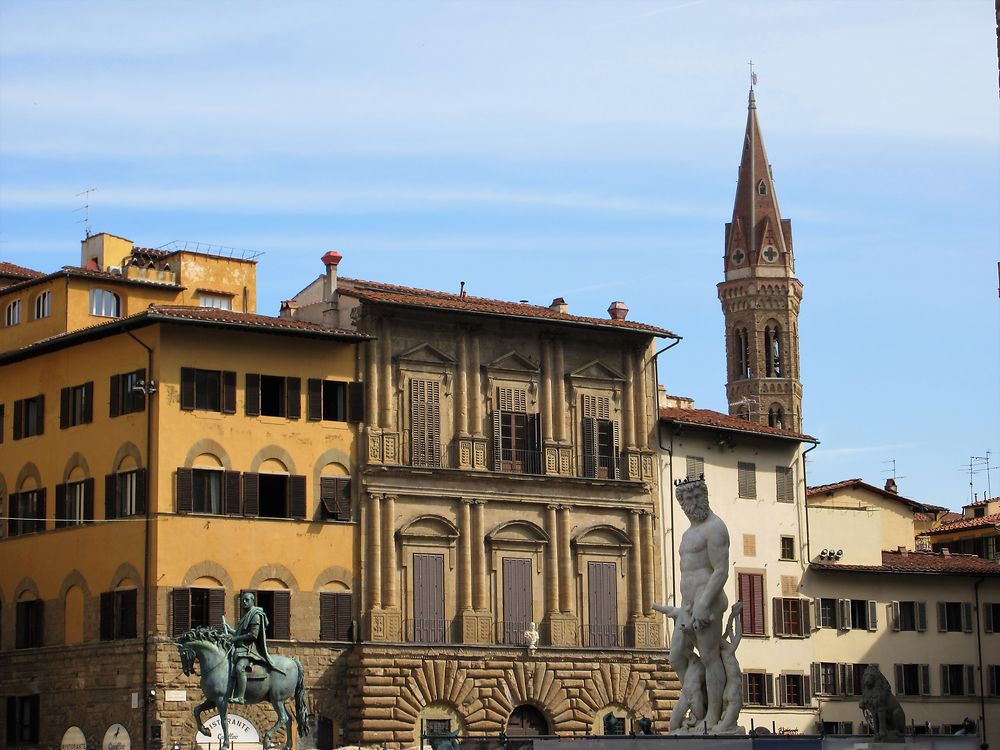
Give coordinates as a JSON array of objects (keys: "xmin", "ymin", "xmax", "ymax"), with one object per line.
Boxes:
[{"xmin": 858, "ymin": 664, "xmax": 906, "ymax": 742}]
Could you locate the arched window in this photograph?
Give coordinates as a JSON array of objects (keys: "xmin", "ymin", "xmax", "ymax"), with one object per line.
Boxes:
[
  {"xmin": 768, "ymin": 404, "xmax": 785, "ymax": 429},
  {"xmin": 764, "ymin": 323, "xmax": 783, "ymax": 377},
  {"xmin": 757, "ymin": 180, "xmax": 767, "ymax": 196},
  {"xmin": 507, "ymin": 705, "xmax": 550, "ymax": 736},
  {"xmin": 734, "ymin": 327, "xmax": 750, "ymax": 380},
  {"xmin": 89, "ymin": 288, "xmax": 121, "ymax": 318},
  {"xmin": 33, "ymin": 291, "xmax": 51, "ymax": 320},
  {"xmin": 5, "ymin": 299, "xmax": 21, "ymax": 326}
]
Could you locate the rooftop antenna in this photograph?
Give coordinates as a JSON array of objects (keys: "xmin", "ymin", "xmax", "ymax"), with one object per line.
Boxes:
[
  {"xmin": 972, "ymin": 451, "xmax": 993, "ymax": 500},
  {"xmin": 74, "ymin": 188, "xmax": 98, "ymax": 238},
  {"xmin": 881, "ymin": 459, "xmax": 906, "ymax": 482}
]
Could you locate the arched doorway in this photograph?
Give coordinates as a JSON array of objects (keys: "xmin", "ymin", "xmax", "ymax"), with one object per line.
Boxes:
[{"xmin": 507, "ymin": 705, "xmax": 549, "ymax": 736}]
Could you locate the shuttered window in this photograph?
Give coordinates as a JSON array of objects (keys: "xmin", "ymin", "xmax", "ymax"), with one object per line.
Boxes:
[
  {"xmin": 8, "ymin": 489, "xmax": 47, "ymax": 536},
  {"xmin": 105, "ymin": 469, "xmax": 147, "ymax": 519},
  {"xmin": 55, "ymin": 479, "xmax": 94, "ymax": 527},
  {"xmin": 587, "ymin": 561, "xmax": 619, "ymax": 647},
  {"xmin": 738, "ymin": 462, "xmax": 757, "ymax": 499},
  {"xmin": 773, "ymin": 597, "xmax": 810, "ymax": 637},
  {"xmin": 12, "ymin": 394, "xmax": 44, "ymax": 439},
  {"xmin": 110, "ymin": 369, "xmax": 146, "ymax": 417},
  {"xmin": 738, "ymin": 572, "xmax": 766, "ymax": 635},
  {"xmin": 409, "ymin": 379, "xmax": 442, "ymax": 467},
  {"xmin": 412, "ymin": 553, "xmax": 446, "ymax": 643},
  {"xmin": 246, "ymin": 473, "xmax": 307, "ymax": 519},
  {"xmin": 15, "ymin": 600, "xmax": 44, "ymax": 649},
  {"xmin": 502, "ymin": 558, "xmax": 533, "ymax": 645},
  {"xmin": 778, "ymin": 673, "xmax": 810, "ymax": 706},
  {"xmin": 252, "ymin": 590, "xmax": 291, "ymax": 640},
  {"xmin": 171, "ymin": 588, "xmax": 225, "ymax": 637},
  {"xmin": 5, "ymin": 695, "xmax": 40, "ymax": 745},
  {"xmin": 581, "ymin": 395, "xmax": 619, "ymax": 479},
  {"xmin": 320, "ymin": 477, "xmax": 351, "ymax": 521},
  {"xmin": 176, "ymin": 468, "xmax": 241, "ymax": 515},
  {"xmin": 59, "ymin": 382, "xmax": 94, "ymax": 428},
  {"xmin": 308, "ymin": 379, "xmax": 349, "ymax": 422},
  {"xmin": 493, "ymin": 387, "xmax": 541, "ymax": 475},
  {"xmin": 320, "ymin": 592, "xmax": 353, "ymax": 641},
  {"xmin": 180, "ymin": 368, "xmax": 236, "ymax": 413},
  {"xmin": 742, "ymin": 672, "xmax": 774, "ymax": 706},
  {"xmin": 685, "ymin": 456, "xmax": 705, "ymax": 481},
  {"xmin": 99, "ymin": 589, "xmax": 137, "ymax": 641},
  {"xmin": 775, "ymin": 465, "xmax": 794, "ymax": 503},
  {"xmin": 246, "ymin": 373, "xmax": 302, "ymax": 419}
]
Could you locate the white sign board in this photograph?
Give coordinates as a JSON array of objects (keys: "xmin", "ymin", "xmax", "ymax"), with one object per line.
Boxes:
[
  {"xmin": 164, "ymin": 689, "xmax": 187, "ymax": 702},
  {"xmin": 195, "ymin": 715, "xmax": 261, "ymax": 748},
  {"xmin": 102, "ymin": 724, "xmax": 131, "ymax": 750},
  {"xmin": 61, "ymin": 726, "xmax": 87, "ymax": 750}
]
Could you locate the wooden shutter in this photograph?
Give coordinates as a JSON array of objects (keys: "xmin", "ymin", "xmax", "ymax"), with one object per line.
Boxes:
[
  {"xmin": 320, "ymin": 592, "xmax": 353, "ymax": 641},
  {"xmin": 82, "ymin": 382, "xmax": 94, "ymax": 423},
  {"xmin": 867, "ymin": 600, "xmax": 877, "ymax": 631},
  {"xmin": 307, "ymin": 378, "xmax": 323, "ymax": 421},
  {"xmin": 610, "ymin": 419, "xmax": 621, "ymax": 479},
  {"xmin": 839, "ymin": 663, "xmax": 852, "ymax": 696},
  {"xmin": 132, "ymin": 369, "xmax": 147, "ymax": 413},
  {"xmin": 989, "ymin": 665, "xmax": 998, "ymax": 696},
  {"xmin": 582, "ymin": 416, "xmax": 597, "ymax": 477},
  {"xmin": 100, "ymin": 592, "xmax": 115, "ymax": 640},
  {"xmin": 55, "ymin": 484, "xmax": 67, "ymax": 529},
  {"xmin": 502, "ymin": 558, "xmax": 533, "ymax": 644},
  {"xmin": 428, "ymin": 381, "xmax": 442, "ymax": 466},
  {"xmin": 222, "ymin": 370, "xmax": 237, "ymax": 414},
  {"xmin": 738, "ymin": 462, "xmax": 757, "ymax": 498},
  {"xmin": 60, "ymin": 386, "xmax": 71, "ymax": 428},
  {"xmin": 764, "ymin": 674, "xmax": 775, "ymax": 705},
  {"xmin": 224, "ymin": 471, "xmax": 242, "ymax": 515},
  {"xmin": 180, "ymin": 367, "xmax": 196, "ymax": 410},
  {"xmin": 776, "ymin": 466, "xmax": 793, "ymax": 502},
  {"xmin": 966, "ymin": 665, "xmax": 976, "ymax": 695},
  {"xmin": 176, "ymin": 468, "xmax": 194, "ymax": 513},
  {"xmin": 243, "ymin": 473, "xmax": 259, "ymax": 516},
  {"xmin": 800, "ymin": 599, "xmax": 811, "ymax": 634},
  {"xmin": 134, "ymin": 468, "xmax": 147, "ymax": 515},
  {"xmin": 271, "ymin": 591, "xmax": 291, "ymax": 640},
  {"xmin": 940, "ymin": 665, "xmax": 950, "ymax": 696},
  {"xmin": 321, "ymin": 477, "xmax": 351, "ymax": 521},
  {"xmin": 413, "ymin": 553, "xmax": 445, "ymax": 642},
  {"xmin": 587, "ymin": 561, "xmax": 618, "ymax": 647},
  {"xmin": 891, "ymin": 601, "xmax": 900, "ymax": 631},
  {"xmin": 773, "ymin": 598, "xmax": 785, "ymax": 636},
  {"xmin": 962, "ymin": 602, "xmax": 973, "ymax": 632},
  {"xmin": 286, "ymin": 377, "xmax": 301, "ymax": 420},
  {"xmin": 410, "ymin": 379, "xmax": 427, "ymax": 464},
  {"xmin": 741, "ymin": 674, "xmax": 750, "ymax": 704},
  {"xmin": 986, "ymin": 603, "xmax": 994, "ymax": 633},
  {"xmin": 245, "ymin": 373, "xmax": 261, "ymax": 416},
  {"xmin": 110, "ymin": 374, "xmax": 122, "ymax": 417},
  {"xmin": 5, "ymin": 493, "xmax": 15, "ymax": 536},
  {"xmin": 920, "ymin": 664, "xmax": 930, "ymax": 695},
  {"xmin": 802, "ymin": 674, "xmax": 811, "ymax": 704},
  {"xmin": 0, "ymin": 403, "xmax": 4, "ymax": 444},
  {"xmin": 685, "ymin": 456, "xmax": 704, "ymax": 480},
  {"xmin": 290, "ymin": 475, "xmax": 307, "ymax": 519},
  {"xmin": 347, "ymin": 381, "xmax": 364, "ymax": 423},
  {"xmin": 491, "ymin": 409, "xmax": 503, "ymax": 471},
  {"xmin": 777, "ymin": 674, "xmax": 787, "ymax": 706},
  {"xmin": 840, "ymin": 599, "xmax": 852, "ymax": 630},
  {"xmin": 105, "ymin": 474, "xmax": 117, "ymax": 520},
  {"xmin": 171, "ymin": 589, "xmax": 191, "ymax": 637},
  {"xmin": 207, "ymin": 588, "xmax": 225, "ymax": 626},
  {"xmin": 119, "ymin": 589, "xmax": 137, "ymax": 638},
  {"xmin": 13, "ymin": 399, "xmax": 23, "ymax": 440},
  {"xmin": 83, "ymin": 478, "xmax": 95, "ymax": 522},
  {"xmin": 937, "ymin": 602, "xmax": 947, "ymax": 632},
  {"xmin": 5, "ymin": 697, "xmax": 15, "ymax": 745},
  {"xmin": 738, "ymin": 573, "xmax": 765, "ymax": 636}
]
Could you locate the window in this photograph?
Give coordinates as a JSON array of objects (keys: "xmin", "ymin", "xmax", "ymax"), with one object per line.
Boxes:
[
  {"xmin": 814, "ymin": 662, "xmax": 838, "ymax": 695},
  {"xmin": 581, "ymin": 395, "xmax": 620, "ymax": 479},
  {"xmin": 842, "ymin": 663, "xmax": 870, "ymax": 696},
  {"xmin": 738, "ymin": 572, "xmax": 765, "ymax": 636},
  {"xmin": 775, "ymin": 465, "xmax": 794, "ymax": 502},
  {"xmin": 493, "ymin": 386, "xmax": 540, "ymax": 474},
  {"xmin": 110, "ymin": 369, "xmax": 146, "ymax": 417},
  {"xmin": 757, "ymin": 180, "xmax": 767, "ymax": 196},
  {"xmin": 941, "ymin": 664, "xmax": 975, "ymax": 696},
  {"xmin": 5, "ymin": 695, "xmax": 40, "ymax": 744},
  {"xmin": 100, "ymin": 589, "xmax": 137, "ymax": 640},
  {"xmin": 895, "ymin": 664, "xmax": 926, "ymax": 696},
  {"xmin": 5, "ymin": 299, "xmax": 21, "ymax": 326},
  {"xmin": 764, "ymin": 323, "xmax": 782, "ymax": 377},
  {"xmin": 685, "ymin": 455, "xmax": 705, "ymax": 481},
  {"xmin": 12, "ymin": 395, "xmax": 44, "ymax": 439},
  {"xmin": 105, "ymin": 469, "xmax": 146, "ymax": 519},
  {"xmin": 307, "ymin": 379, "xmax": 347, "ymax": 421},
  {"xmin": 734, "ymin": 327, "xmax": 750, "ymax": 380},
  {"xmin": 412, "ymin": 553, "xmax": 446, "ymax": 643},
  {"xmin": 33, "ymin": 290, "xmax": 51, "ymax": 319},
  {"xmin": 8, "ymin": 489, "xmax": 46, "ymax": 536},
  {"xmin": 773, "ymin": 597, "xmax": 809, "ymax": 636},
  {"xmin": 937, "ymin": 601, "xmax": 972, "ymax": 633},
  {"xmin": 199, "ymin": 293, "xmax": 232, "ymax": 309},
  {"xmin": 737, "ymin": 462, "xmax": 757, "ymax": 499},
  {"xmin": 55, "ymin": 479, "xmax": 94, "ymax": 527},
  {"xmin": 985, "ymin": 602, "xmax": 1000, "ymax": 632},
  {"xmin": 251, "ymin": 589, "xmax": 291, "ymax": 640},
  {"xmin": 768, "ymin": 405, "xmax": 785, "ymax": 429},
  {"xmin": 425, "ymin": 719, "xmax": 452, "ymax": 737},
  {"xmin": 193, "ymin": 469, "xmax": 223, "ymax": 514},
  {"xmin": 840, "ymin": 598, "xmax": 877, "ymax": 631},
  {"xmin": 171, "ymin": 587, "xmax": 225, "ymax": 637},
  {"xmin": 59, "ymin": 382, "xmax": 94, "ymax": 428},
  {"xmin": 15, "ymin": 600, "xmax": 44, "ymax": 648},
  {"xmin": 180, "ymin": 367, "xmax": 236, "ymax": 413},
  {"xmin": 176, "ymin": 467, "xmax": 241, "ymax": 515},
  {"xmin": 320, "ymin": 592, "xmax": 353, "ymax": 641},
  {"xmin": 320, "ymin": 477, "xmax": 351, "ymax": 521},
  {"xmin": 780, "ymin": 536, "xmax": 796, "ymax": 561},
  {"xmin": 891, "ymin": 601, "xmax": 926, "ymax": 632},
  {"xmin": 742, "ymin": 672, "xmax": 774, "ymax": 706},
  {"xmin": 973, "ymin": 506, "xmax": 986, "ymax": 518},
  {"xmin": 89, "ymin": 288, "xmax": 121, "ymax": 317},
  {"xmin": 779, "ymin": 673, "xmax": 809, "ymax": 706},
  {"xmin": 816, "ymin": 598, "xmax": 837, "ymax": 628},
  {"xmin": 246, "ymin": 373, "xmax": 301, "ymax": 419},
  {"xmin": 988, "ymin": 665, "xmax": 1000, "ymax": 697},
  {"xmin": 241, "ymin": 472, "xmax": 307, "ymax": 519},
  {"xmin": 586, "ymin": 561, "xmax": 619, "ymax": 647},
  {"xmin": 603, "ymin": 715, "xmax": 626, "ymax": 735},
  {"xmin": 409, "ymin": 379, "xmax": 443, "ymax": 467}
]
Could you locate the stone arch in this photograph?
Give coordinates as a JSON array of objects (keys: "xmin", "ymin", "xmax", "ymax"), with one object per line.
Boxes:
[
  {"xmin": 61, "ymin": 453, "xmax": 92, "ymax": 484},
  {"xmin": 111, "ymin": 441, "xmax": 144, "ymax": 472},
  {"xmin": 249, "ymin": 445, "xmax": 297, "ymax": 475},
  {"xmin": 247, "ymin": 564, "xmax": 300, "ymax": 592},
  {"xmin": 15, "ymin": 461, "xmax": 42, "ymax": 491},
  {"xmin": 572, "ymin": 524, "xmax": 632, "ymax": 551},
  {"xmin": 394, "ymin": 660, "xmax": 477, "ymax": 736},
  {"xmin": 64, "ymin": 584, "xmax": 86, "ymax": 645},
  {"xmin": 108, "ymin": 562, "xmax": 143, "ymax": 591},
  {"xmin": 506, "ymin": 703, "xmax": 551, "ymax": 736},
  {"xmin": 398, "ymin": 514, "xmax": 460, "ymax": 542},
  {"xmin": 0, "ymin": 471, "xmax": 7, "ymax": 501},
  {"xmin": 768, "ymin": 403, "xmax": 785, "ymax": 429},
  {"xmin": 58, "ymin": 570, "xmax": 93, "ymax": 600},
  {"xmin": 577, "ymin": 663, "xmax": 655, "ymax": 723},
  {"xmin": 491, "ymin": 663, "xmax": 568, "ymax": 730},
  {"xmin": 486, "ymin": 519, "xmax": 549, "ymax": 545},
  {"xmin": 312, "ymin": 565, "xmax": 353, "ymax": 592},
  {"xmin": 180, "ymin": 561, "xmax": 234, "ymax": 591},
  {"xmin": 313, "ymin": 447, "xmax": 351, "ymax": 478},
  {"xmin": 15, "ymin": 577, "xmax": 41, "ymax": 601},
  {"xmin": 183, "ymin": 439, "xmax": 232, "ymax": 470}
]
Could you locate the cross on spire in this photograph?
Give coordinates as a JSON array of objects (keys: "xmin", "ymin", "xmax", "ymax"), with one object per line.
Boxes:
[{"xmin": 748, "ymin": 59, "xmax": 757, "ymax": 90}]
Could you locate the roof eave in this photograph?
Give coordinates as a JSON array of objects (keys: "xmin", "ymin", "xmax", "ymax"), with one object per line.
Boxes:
[{"xmin": 659, "ymin": 416, "xmax": 817, "ymax": 444}]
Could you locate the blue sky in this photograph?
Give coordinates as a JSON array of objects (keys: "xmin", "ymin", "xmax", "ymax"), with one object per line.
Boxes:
[{"xmin": 1, "ymin": 1, "xmax": 997, "ymax": 509}]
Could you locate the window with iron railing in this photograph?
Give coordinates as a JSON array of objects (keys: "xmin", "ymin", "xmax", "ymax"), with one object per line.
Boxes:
[
  {"xmin": 492, "ymin": 386, "xmax": 542, "ymax": 474},
  {"xmin": 580, "ymin": 394, "xmax": 620, "ymax": 479}
]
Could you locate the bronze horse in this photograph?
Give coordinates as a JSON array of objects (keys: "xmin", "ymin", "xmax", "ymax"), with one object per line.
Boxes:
[{"xmin": 175, "ymin": 626, "xmax": 309, "ymax": 749}]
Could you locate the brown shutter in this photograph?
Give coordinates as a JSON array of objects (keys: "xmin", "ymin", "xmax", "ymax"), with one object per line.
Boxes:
[
  {"xmin": 60, "ymin": 386, "xmax": 71, "ymax": 429},
  {"xmin": 0, "ymin": 403, "xmax": 4, "ymax": 444},
  {"xmin": 83, "ymin": 478, "xmax": 95, "ymax": 522},
  {"xmin": 221, "ymin": 370, "xmax": 237, "ymax": 414},
  {"xmin": 134, "ymin": 468, "xmax": 147, "ymax": 515},
  {"xmin": 502, "ymin": 558, "xmax": 533, "ymax": 644},
  {"xmin": 962, "ymin": 602, "xmax": 973, "ymax": 633},
  {"xmin": 773, "ymin": 598, "xmax": 785, "ymax": 636},
  {"xmin": 429, "ymin": 380, "xmax": 441, "ymax": 466},
  {"xmin": 985, "ymin": 603, "xmax": 994, "ymax": 633},
  {"xmin": 320, "ymin": 592, "xmax": 335, "ymax": 640},
  {"xmin": 5, "ymin": 697, "xmax": 15, "ymax": 746},
  {"xmin": 587, "ymin": 561, "xmax": 618, "ymax": 647},
  {"xmin": 176, "ymin": 468, "xmax": 193, "ymax": 513},
  {"xmin": 410, "ymin": 379, "xmax": 427, "ymax": 465},
  {"xmin": 741, "ymin": 674, "xmax": 750, "ymax": 704},
  {"xmin": 611, "ymin": 420, "xmax": 621, "ymax": 479},
  {"xmin": 917, "ymin": 601, "xmax": 927, "ymax": 631},
  {"xmin": 347, "ymin": 381, "xmax": 364, "ymax": 423},
  {"xmin": 286, "ymin": 377, "xmax": 301, "ymax": 420},
  {"xmin": 132, "ymin": 368, "xmax": 147, "ymax": 413},
  {"xmin": 55, "ymin": 484, "xmax": 67, "ymax": 529},
  {"xmin": 171, "ymin": 589, "xmax": 191, "ymax": 637},
  {"xmin": 243, "ymin": 473, "xmax": 259, "ymax": 517},
  {"xmin": 105, "ymin": 474, "xmax": 117, "ymax": 519},
  {"xmin": 272, "ymin": 591, "xmax": 291, "ymax": 640},
  {"xmin": 180, "ymin": 367, "xmax": 196, "ymax": 410},
  {"xmin": 307, "ymin": 379, "xmax": 322, "ymax": 421},
  {"xmin": 224, "ymin": 471, "xmax": 242, "ymax": 515},
  {"xmin": 582, "ymin": 416, "xmax": 597, "ymax": 477},
  {"xmin": 290, "ymin": 475, "xmax": 307, "ymax": 519},
  {"xmin": 6, "ymin": 493, "xmax": 16, "ymax": 536},
  {"xmin": 35, "ymin": 488, "xmax": 46, "ymax": 532},
  {"xmin": 413, "ymin": 553, "xmax": 445, "ymax": 642},
  {"xmin": 208, "ymin": 588, "xmax": 225, "ymax": 627},
  {"xmin": 100, "ymin": 592, "xmax": 114, "ymax": 640},
  {"xmin": 491, "ymin": 410, "xmax": 503, "ymax": 471},
  {"xmin": 937, "ymin": 601, "xmax": 947, "ymax": 632},
  {"xmin": 245, "ymin": 373, "xmax": 261, "ymax": 416},
  {"xmin": 82, "ymin": 382, "xmax": 94, "ymax": 423},
  {"xmin": 801, "ymin": 598, "xmax": 811, "ymax": 633},
  {"xmin": 803, "ymin": 674, "xmax": 812, "ymax": 704},
  {"xmin": 764, "ymin": 674, "xmax": 775, "ymax": 705},
  {"xmin": 120, "ymin": 589, "xmax": 138, "ymax": 639},
  {"xmin": 920, "ymin": 664, "xmax": 930, "ymax": 695},
  {"xmin": 13, "ymin": 399, "xmax": 22, "ymax": 440},
  {"xmin": 109, "ymin": 374, "xmax": 122, "ymax": 417}
]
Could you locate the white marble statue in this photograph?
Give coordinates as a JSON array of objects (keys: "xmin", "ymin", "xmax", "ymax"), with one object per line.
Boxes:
[
  {"xmin": 653, "ymin": 476, "xmax": 744, "ymax": 734},
  {"xmin": 523, "ymin": 621, "xmax": 540, "ymax": 655}
]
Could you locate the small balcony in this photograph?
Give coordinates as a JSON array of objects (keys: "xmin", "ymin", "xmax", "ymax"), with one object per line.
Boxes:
[{"xmin": 494, "ymin": 447, "xmax": 543, "ymax": 475}]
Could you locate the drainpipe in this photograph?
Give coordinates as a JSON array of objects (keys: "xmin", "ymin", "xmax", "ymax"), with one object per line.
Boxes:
[
  {"xmin": 974, "ymin": 577, "xmax": 988, "ymax": 750},
  {"xmin": 125, "ymin": 329, "xmax": 155, "ymax": 750}
]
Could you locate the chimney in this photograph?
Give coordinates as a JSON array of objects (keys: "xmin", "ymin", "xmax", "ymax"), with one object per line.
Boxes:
[
  {"xmin": 549, "ymin": 297, "xmax": 568, "ymax": 314},
  {"xmin": 279, "ymin": 300, "xmax": 298, "ymax": 320},
  {"xmin": 322, "ymin": 251, "xmax": 342, "ymax": 304},
  {"xmin": 884, "ymin": 478, "xmax": 898, "ymax": 494},
  {"xmin": 80, "ymin": 233, "xmax": 133, "ymax": 272},
  {"xmin": 608, "ymin": 301, "xmax": 629, "ymax": 320},
  {"xmin": 897, "ymin": 546, "xmax": 908, "ymax": 556}
]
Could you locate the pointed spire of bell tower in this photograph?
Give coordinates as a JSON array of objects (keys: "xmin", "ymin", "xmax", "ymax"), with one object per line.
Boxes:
[{"xmin": 718, "ymin": 86, "xmax": 805, "ymax": 432}]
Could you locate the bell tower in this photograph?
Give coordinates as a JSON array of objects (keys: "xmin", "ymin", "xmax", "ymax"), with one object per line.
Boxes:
[{"xmin": 718, "ymin": 88, "xmax": 804, "ymax": 431}]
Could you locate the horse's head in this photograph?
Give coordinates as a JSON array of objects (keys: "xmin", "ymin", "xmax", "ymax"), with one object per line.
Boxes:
[
  {"xmin": 173, "ymin": 626, "xmax": 227, "ymax": 676},
  {"xmin": 176, "ymin": 642, "xmax": 196, "ymax": 676}
]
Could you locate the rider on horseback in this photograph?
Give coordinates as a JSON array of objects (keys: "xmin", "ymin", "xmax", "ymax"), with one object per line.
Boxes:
[{"xmin": 223, "ymin": 591, "xmax": 281, "ymax": 703}]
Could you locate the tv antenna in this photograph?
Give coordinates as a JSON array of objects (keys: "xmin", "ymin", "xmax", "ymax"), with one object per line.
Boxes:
[
  {"xmin": 881, "ymin": 459, "xmax": 906, "ymax": 482},
  {"xmin": 74, "ymin": 188, "xmax": 98, "ymax": 238},
  {"xmin": 959, "ymin": 452, "xmax": 996, "ymax": 503}
]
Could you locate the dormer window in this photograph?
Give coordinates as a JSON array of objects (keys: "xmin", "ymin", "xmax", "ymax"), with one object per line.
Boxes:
[
  {"xmin": 5, "ymin": 299, "xmax": 21, "ymax": 326},
  {"xmin": 89, "ymin": 288, "xmax": 121, "ymax": 318},
  {"xmin": 34, "ymin": 290, "xmax": 51, "ymax": 320},
  {"xmin": 757, "ymin": 180, "xmax": 767, "ymax": 196}
]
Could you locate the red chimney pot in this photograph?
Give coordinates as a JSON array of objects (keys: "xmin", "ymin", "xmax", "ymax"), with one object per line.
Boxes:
[{"xmin": 322, "ymin": 251, "xmax": 342, "ymax": 267}]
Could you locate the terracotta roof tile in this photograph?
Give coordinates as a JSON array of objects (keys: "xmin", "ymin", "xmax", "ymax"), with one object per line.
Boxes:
[
  {"xmin": 338, "ymin": 277, "xmax": 679, "ymax": 337},
  {"xmin": 0, "ymin": 261, "xmax": 45, "ymax": 280},
  {"xmin": 806, "ymin": 478, "xmax": 945, "ymax": 513},
  {"xmin": 810, "ymin": 550, "xmax": 1000, "ymax": 576},
  {"xmin": 145, "ymin": 304, "xmax": 361, "ymax": 335},
  {"xmin": 658, "ymin": 406, "xmax": 816, "ymax": 442},
  {"xmin": 920, "ymin": 512, "xmax": 1000, "ymax": 536},
  {"xmin": 1, "ymin": 265, "xmax": 183, "ymax": 295}
]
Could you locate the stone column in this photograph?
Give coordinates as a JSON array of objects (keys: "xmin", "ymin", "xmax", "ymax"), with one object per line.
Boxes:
[
  {"xmin": 470, "ymin": 335, "xmax": 482, "ymax": 436},
  {"xmin": 472, "ymin": 501, "xmax": 487, "ymax": 611},
  {"xmin": 628, "ymin": 510, "xmax": 642, "ymax": 619},
  {"xmin": 459, "ymin": 500, "xmax": 473, "ymax": 611},
  {"xmin": 545, "ymin": 504, "xmax": 559, "ymax": 613},
  {"xmin": 381, "ymin": 494, "xmax": 398, "ymax": 609},
  {"xmin": 368, "ymin": 493, "xmax": 382, "ymax": 610},
  {"xmin": 554, "ymin": 341, "xmax": 567, "ymax": 443},
  {"xmin": 378, "ymin": 318, "xmax": 393, "ymax": 430},
  {"xmin": 640, "ymin": 511, "xmax": 654, "ymax": 615},
  {"xmin": 558, "ymin": 506, "xmax": 573, "ymax": 613},
  {"xmin": 457, "ymin": 333, "xmax": 469, "ymax": 436},
  {"xmin": 366, "ymin": 339, "xmax": 379, "ymax": 426},
  {"xmin": 622, "ymin": 353, "xmax": 635, "ymax": 449},
  {"xmin": 634, "ymin": 349, "xmax": 648, "ymax": 451}
]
